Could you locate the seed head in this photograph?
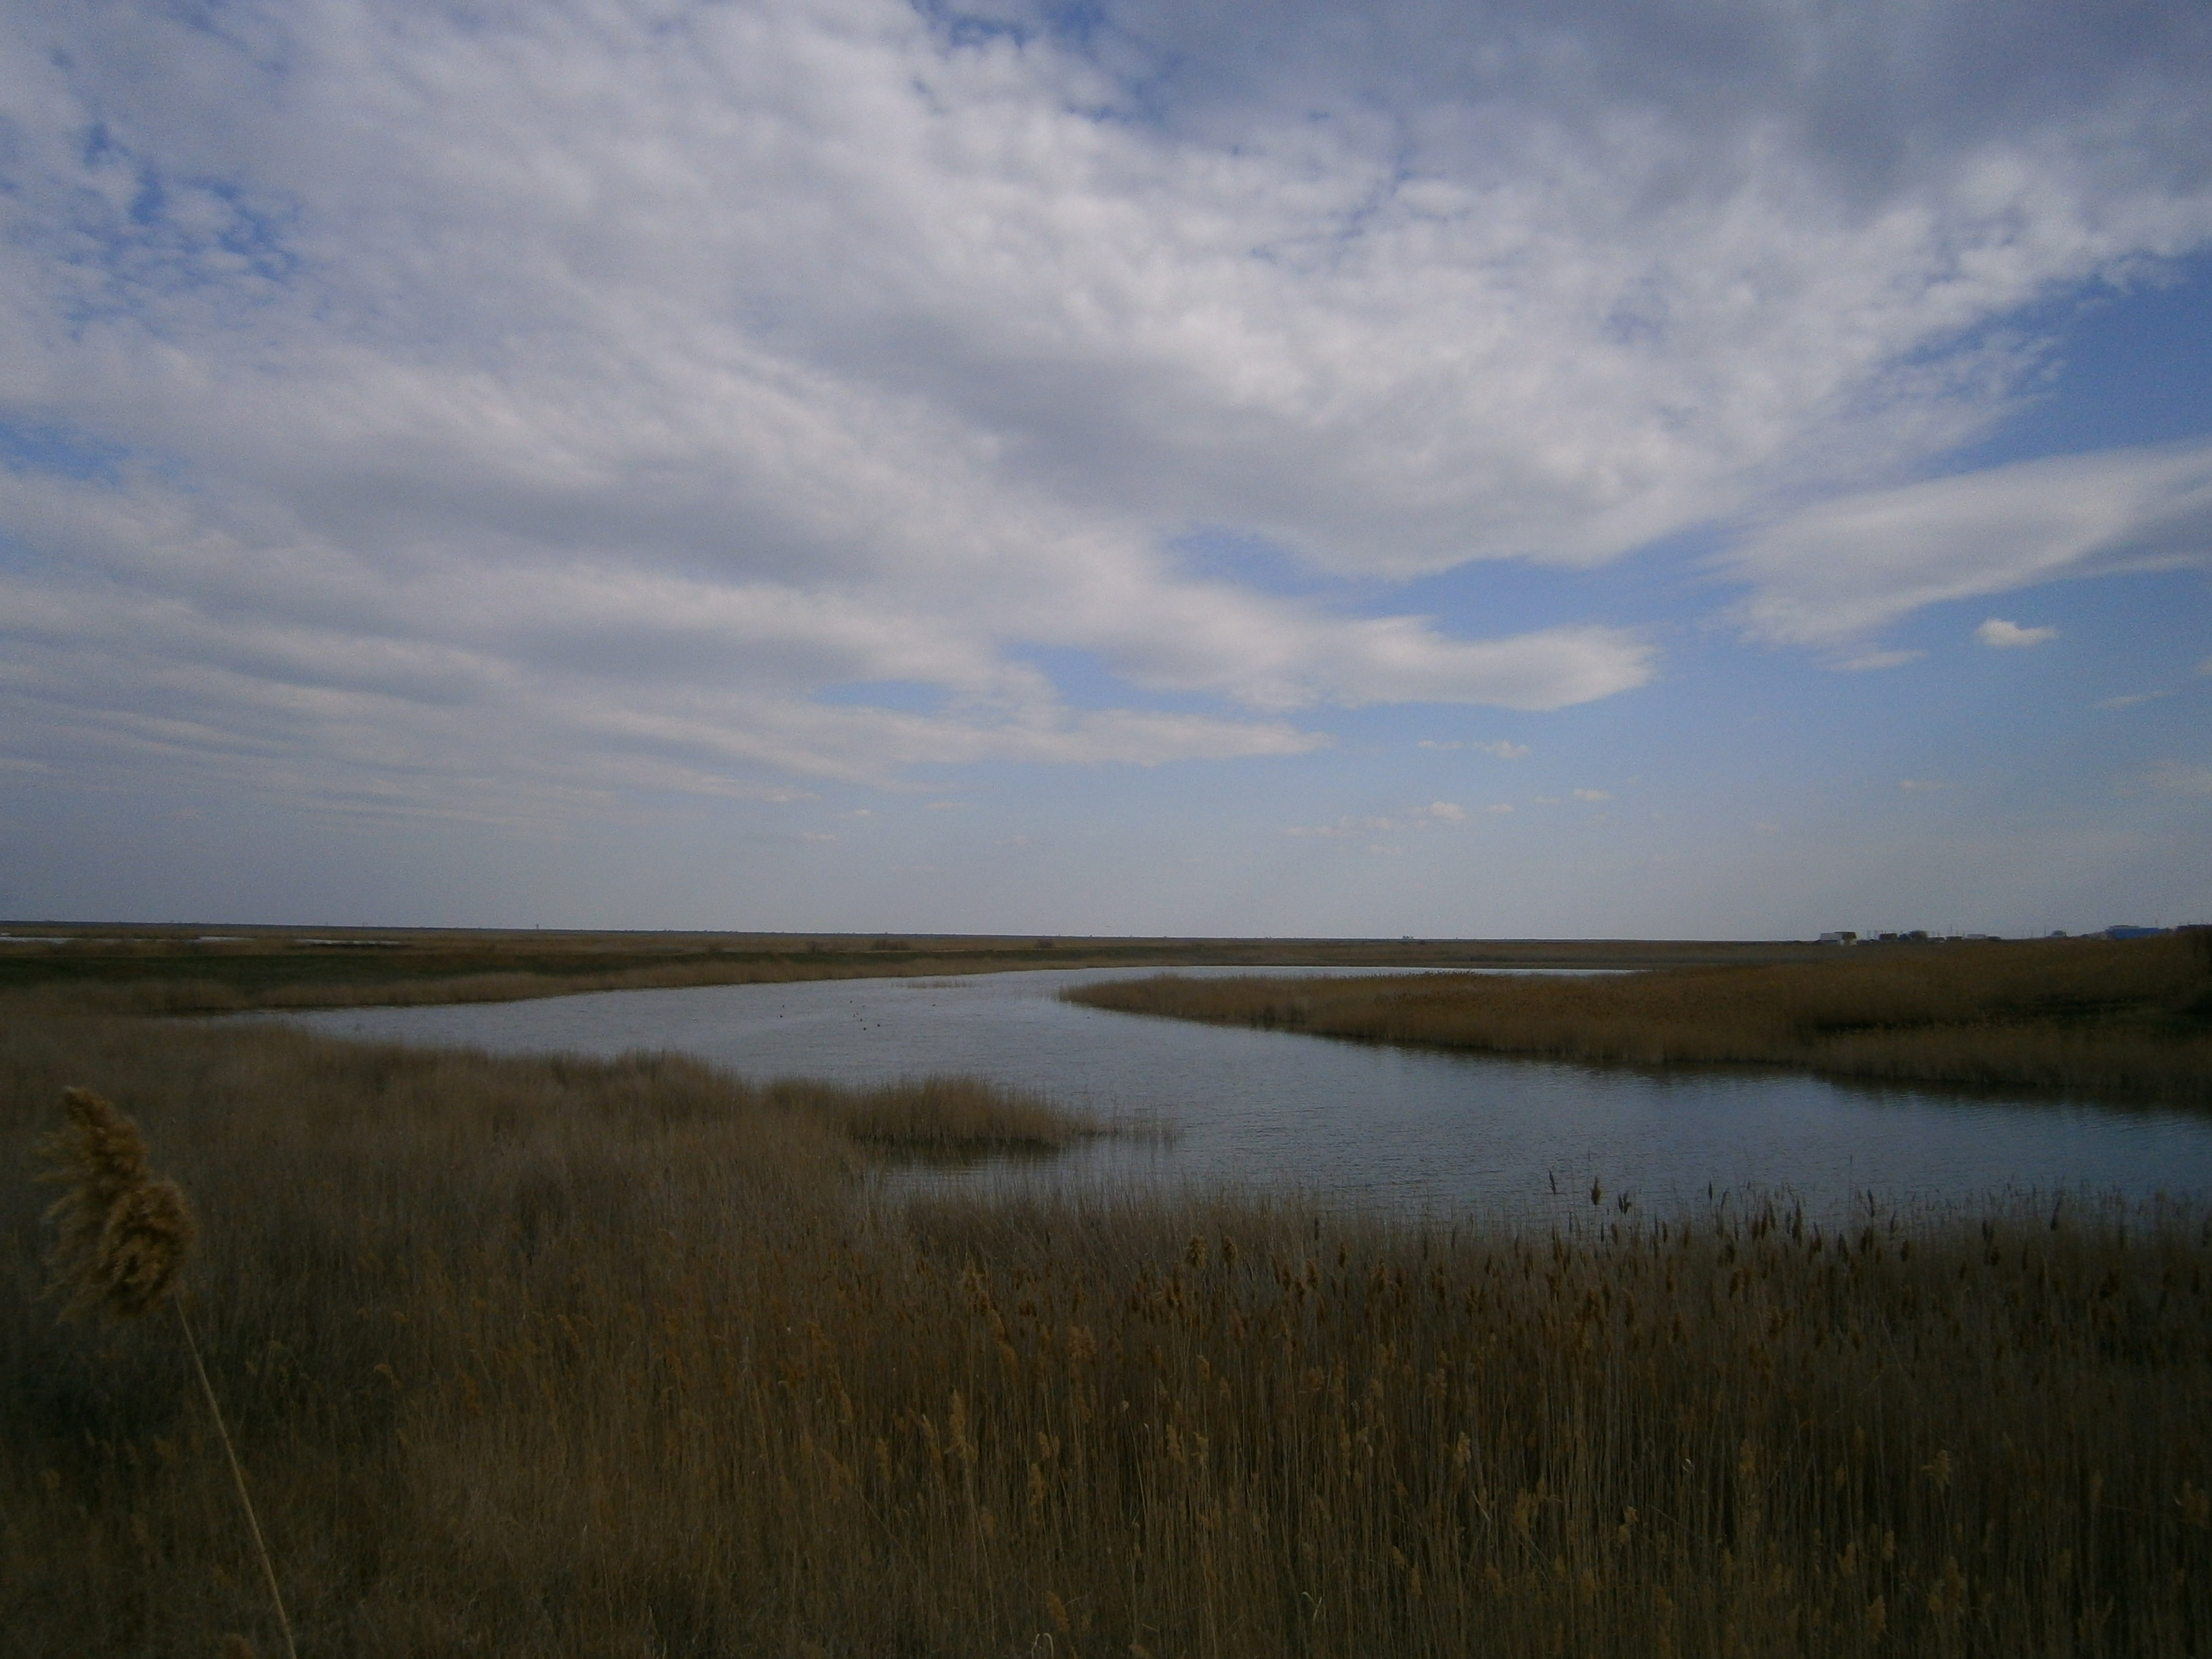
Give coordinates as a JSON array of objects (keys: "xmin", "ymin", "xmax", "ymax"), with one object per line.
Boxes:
[{"xmin": 37, "ymin": 1087, "xmax": 197, "ymax": 1320}]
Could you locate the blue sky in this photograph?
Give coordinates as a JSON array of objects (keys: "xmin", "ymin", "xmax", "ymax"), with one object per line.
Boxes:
[{"xmin": 1, "ymin": 0, "xmax": 2207, "ymax": 938}]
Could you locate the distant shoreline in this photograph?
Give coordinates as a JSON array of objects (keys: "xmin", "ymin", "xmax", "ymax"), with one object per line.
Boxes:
[{"xmin": 1, "ymin": 924, "xmax": 1849, "ymax": 1015}]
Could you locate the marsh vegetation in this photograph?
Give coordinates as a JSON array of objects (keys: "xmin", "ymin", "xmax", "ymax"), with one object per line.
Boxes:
[
  {"xmin": 1065, "ymin": 932, "xmax": 2212, "ymax": 1102},
  {"xmin": 7, "ymin": 1007, "xmax": 2208, "ymax": 1655},
  {"xmin": 0, "ymin": 925, "xmax": 1836, "ymax": 1017}
]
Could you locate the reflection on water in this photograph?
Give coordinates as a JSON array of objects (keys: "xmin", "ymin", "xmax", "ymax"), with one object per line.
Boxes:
[{"xmin": 279, "ymin": 966, "xmax": 2212, "ymax": 1222}]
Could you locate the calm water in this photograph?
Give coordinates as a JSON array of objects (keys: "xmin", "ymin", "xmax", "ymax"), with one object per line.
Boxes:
[{"xmin": 281, "ymin": 967, "xmax": 2212, "ymax": 1222}]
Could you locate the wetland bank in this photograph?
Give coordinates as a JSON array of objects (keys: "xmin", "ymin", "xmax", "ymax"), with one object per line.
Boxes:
[{"xmin": 6, "ymin": 930, "xmax": 2210, "ymax": 1655}]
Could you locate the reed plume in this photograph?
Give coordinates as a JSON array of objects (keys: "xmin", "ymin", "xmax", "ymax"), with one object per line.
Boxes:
[
  {"xmin": 38, "ymin": 1085, "xmax": 195, "ymax": 1319},
  {"xmin": 36, "ymin": 1086, "xmax": 297, "ymax": 1659}
]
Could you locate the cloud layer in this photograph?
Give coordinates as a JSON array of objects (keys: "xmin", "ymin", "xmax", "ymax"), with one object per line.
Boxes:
[
  {"xmin": 1976, "ymin": 619, "xmax": 2060, "ymax": 649},
  {"xmin": 1728, "ymin": 440, "xmax": 2212, "ymax": 649},
  {"xmin": 2, "ymin": 0, "xmax": 2209, "ymax": 814}
]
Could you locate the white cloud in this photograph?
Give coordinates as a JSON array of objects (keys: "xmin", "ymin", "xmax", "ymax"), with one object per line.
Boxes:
[
  {"xmin": 1284, "ymin": 798, "xmax": 1470, "ymax": 837},
  {"xmin": 2091, "ymin": 692, "xmax": 2167, "ymax": 711},
  {"xmin": 1975, "ymin": 618, "xmax": 2060, "ymax": 648},
  {"xmin": 1731, "ymin": 441, "xmax": 2212, "ymax": 648},
  {"xmin": 1571, "ymin": 788, "xmax": 1612, "ymax": 803},
  {"xmin": 1831, "ymin": 649, "xmax": 1927, "ymax": 672},
  {"xmin": 1899, "ymin": 779, "xmax": 1951, "ymax": 791},
  {"xmin": 1113, "ymin": 613, "xmax": 1653, "ymax": 712},
  {"xmin": 1420, "ymin": 739, "xmax": 1531, "ymax": 759},
  {"xmin": 0, "ymin": 0, "xmax": 2208, "ymax": 814}
]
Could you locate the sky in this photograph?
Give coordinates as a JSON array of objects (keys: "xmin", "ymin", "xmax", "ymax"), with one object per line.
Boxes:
[{"xmin": 2, "ymin": 0, "xmax": 2208, "ymax": 939}]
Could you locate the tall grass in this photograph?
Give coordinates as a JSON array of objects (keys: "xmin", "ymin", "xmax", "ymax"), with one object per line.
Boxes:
[
  {"xmin": 5, "ymin": 1010, "xmax": 2208, "ymax": 1655},
  {"xmin": 1066, "ymin": 932, "xmax": 2212, "ymax": 1101}
]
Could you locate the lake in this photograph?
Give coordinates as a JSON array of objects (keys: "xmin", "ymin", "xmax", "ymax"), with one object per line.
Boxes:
[{"xmin": 281, "ymin": 966, "xmax": 2212, "ymax": 1222}]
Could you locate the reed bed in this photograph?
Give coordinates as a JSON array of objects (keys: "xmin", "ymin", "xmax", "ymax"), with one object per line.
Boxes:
[
  {"xmin": 776, "ymin": 1075, "xmax": 1103, "ymax": 1150},
  {"xmin": 5, "ymin": 1010, "xmax": 2208, "ymax": 1656},
  {"xmin": 1065, "ymin": 932, "xmax": 2212, "ymax": 1101},
  {"xmin": 0, "ymin": 933, "xmax": 1834, "ymax": 1018}
]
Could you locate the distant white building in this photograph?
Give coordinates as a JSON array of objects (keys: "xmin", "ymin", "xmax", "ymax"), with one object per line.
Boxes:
[{"xmin": 1817, "ymin": 931, "xmax": 1858, "ymax": 945}]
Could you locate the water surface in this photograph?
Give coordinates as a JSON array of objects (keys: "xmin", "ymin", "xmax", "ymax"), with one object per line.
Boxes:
[{"xmin": 282, "ymin": 967, "xmax": 2212, "ymax": 1221}]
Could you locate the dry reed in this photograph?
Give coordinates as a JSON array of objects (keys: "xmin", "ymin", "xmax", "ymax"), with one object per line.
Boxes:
[
  {"xmin": 36, "ymin": 1087, "xmax": 296, "ymax": 1659},
  {"xmin": 38, "ymin": 1087, "xmax": 193, "ymax": 1321},
  {"xmin": 787, "ymin": 1075, "xmax": 1104, "ymax": 1149},
  {"xmin": 5, "ymin": 1009, "xmax": 2207, "ymax": 1655}
]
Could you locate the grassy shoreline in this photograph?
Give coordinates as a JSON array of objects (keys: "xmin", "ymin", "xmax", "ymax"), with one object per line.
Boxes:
[
  {"xmin": 7, "ymin": 1007, "xmax": 2210, "ymax": 1655},
  {"xmin": 0, "ymin": 924, "xmax": 1844, "ymax": 1016},
  {"xmin": 1064, "ymin": 932, "xmax": 2212, "ymax": 1103}
]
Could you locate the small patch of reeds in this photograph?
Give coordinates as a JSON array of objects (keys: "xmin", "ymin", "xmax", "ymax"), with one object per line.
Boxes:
[{"xmin": 771, "ymin": 1075, "xmax": 1102, "ymax": 1150}]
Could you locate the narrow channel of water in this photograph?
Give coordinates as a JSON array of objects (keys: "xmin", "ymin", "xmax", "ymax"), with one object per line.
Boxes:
[{"xmin": 280, "ymin": 967, "xmax": 2212, "ymax": 1222}]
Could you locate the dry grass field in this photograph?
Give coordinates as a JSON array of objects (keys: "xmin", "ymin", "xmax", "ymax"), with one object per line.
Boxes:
[
  {"xmin": 1066, "ymin": 931, "xmax": 2212, "ymax": 1102},
  {"xmin": 6, "ymin": 1005, "xmax": 2209, "ymax": 1656}
]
